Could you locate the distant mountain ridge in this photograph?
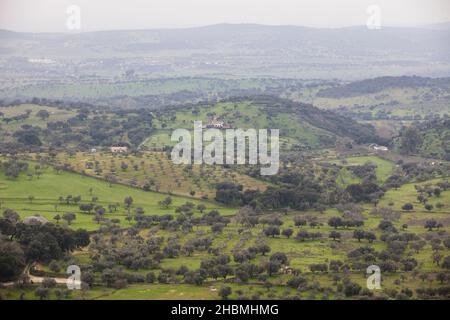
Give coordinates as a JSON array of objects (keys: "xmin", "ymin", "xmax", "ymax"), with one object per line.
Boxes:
[
  {"xmin": 1, "ymin": 23, "xmax": 449, "ymax": 54},
  {"xmin": 1, "ymin": 23, "xmax": 450, "ymax": 79}
]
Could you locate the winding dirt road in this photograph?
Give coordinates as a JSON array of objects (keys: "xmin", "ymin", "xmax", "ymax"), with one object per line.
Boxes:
[{"xmin": 1, "ymin": 263, "xmax": 80, "ymax": 288}]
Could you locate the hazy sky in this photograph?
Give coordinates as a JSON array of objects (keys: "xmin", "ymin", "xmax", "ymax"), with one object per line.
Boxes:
[{"xmin": 1, "ymin": 0, "xmax": 449, "ymax": 32}]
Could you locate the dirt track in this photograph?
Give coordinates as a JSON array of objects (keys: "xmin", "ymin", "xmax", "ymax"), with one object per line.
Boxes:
[{"xmin": 1, "ymin": 263, "xmax": 80, "ymax": 288}]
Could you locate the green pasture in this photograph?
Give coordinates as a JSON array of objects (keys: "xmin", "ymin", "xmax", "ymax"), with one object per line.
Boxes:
[{"xmin": 0, "ymin": 164, "xmax": 236, "ymax": 231}]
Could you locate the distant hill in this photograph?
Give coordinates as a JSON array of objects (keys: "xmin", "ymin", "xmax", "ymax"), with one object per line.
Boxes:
[
  {"xmin": 146, "ymin": 96, "xmax": 385, "ymax": 150},
  {"xmin": 316, "ymin": 76, "xmax": 450, "ymax": 98},
  {"xmin": 423, "ymin": 21, "xmax": 450, "ymax": 30},
  {"xmin": 1, "ymin": 24, "xmax": 450, "ymax": 79},
  {"xmin": 248, "ymin": 96, "xmax": 384, "ymax": 145}
]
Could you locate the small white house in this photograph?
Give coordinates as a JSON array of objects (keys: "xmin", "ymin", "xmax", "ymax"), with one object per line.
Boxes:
[
  {"xmin": 110, "ymin": 146, "xmax": 128, "ymax": 153},
  {"xmin": 205, "ymin": 120, "xmax": 232, "ymax": 129},
  {"xmin": 369, "ymin": 144, "xmax": 388, "ymax": 151}
]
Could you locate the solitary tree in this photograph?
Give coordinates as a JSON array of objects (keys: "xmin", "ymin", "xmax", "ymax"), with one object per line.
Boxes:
[
  {"xmin": 219, "ymin": 286, "xmax": 232, "ymax": 300},
  {"xmin": 442, "ymin": 256, "xmax": 450, "ymax": 269},
  {"xmin": 353, "ymin": 229, "xmax": 365, "ymax": 242},
  {"xmin": 365, "ymin": 232, "xmax": 377, "ymax": 243},
  {"xmin": 328, "ymin": 217, "xmax": 343, "ymax": 229},
  {"xmin": 294, "ymin": 217, "xmax": 307, "ymax": 228},
  {"xmin": 62, "ymin": 212, "xmax": 76, "ymax": 225},
  {"xmin": 125, "ymin": 215, "xmax": 133, "ymax": 224},
  {"xmin": 424, "ymin": 219, "xmax": 438, "ymax": 231},
  {"xmin": 433, "ymin": 188, "xmax": 441, "ymax": 197},
  {"xmin": 53, "ymin": 214, "xmax": 61, "ymax": 224},
  {"xmin": 329, "ymin": 231, "xmax": 341, "ymax": 241},
  {"xmin": 197, "ymin": 204, "xmax": 206, "ymax": 213},
  {"xmin": 402, "ymin": 203, "xmax": 414, "ymax": 211},
  {"xmin": 436, "ymin": 272, "xmax": 447, "ymax": 284},
  {"xmin": 36, "ymin": 110, "xmax": 50, "ymax": 120},
  {"xmin": 282, "ymin": 228, "xmax": 293, "ymax": 239},
  {"xmin": 264, "ymin": 226, "xmax": 280, "ymax": 238},
  {"xmin": 34, "ymin": 287, "xmax": 49, "ymax": 300},
  {"xmin": 124, "ymin": 196, "xmax": 134, "ymax": 211}
]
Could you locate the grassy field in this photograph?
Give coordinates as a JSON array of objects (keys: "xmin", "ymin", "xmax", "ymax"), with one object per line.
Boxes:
[
  {"xmin": 2, "ymin": 268, "xmax": 447, "ymax": 300},
  {"xmin": 0, "ymin": 162, "xmax": 236, "ymax": 231},
  {"xmin": 328, "ymin": 155, "xmax": 396, "ymax": 186},
  {"xmin": 50, "ymin": 151, "xmax": 269, "ymax": 199},
  {"xmin": 0, "ymin": 104, "xmax": 76, "ymax": 132},
  {"xmin": 310, "ymin": 87, "xmax": 450, "ymax": 117},
  {"xmin": 290, "ymin": 86, "xmax": 450, "ymax": 141},
  {"xmin": 141, "ymin": 129, "xmax": 175, "ymax": 148},
  {"xmin": 379, "ymin": 178, "xmax": 449, "ymax": 212},
  {"xmin": 0, "ymin": 282, "xmax": 312, "ymax": 300},
  {"xmin": 142, "ymin": 101, "xmax": 334, "ymax": 150},
  {"xmin": 0, "ymin": 78, "xmax": 277, "ymax": 100},
  {"xmin": 0, "ymin": 150, "xmax": 448, "ymax": 299},
  {"xmin": 0, "ymin": 173, "xmax": 449, "ymax": 299}
]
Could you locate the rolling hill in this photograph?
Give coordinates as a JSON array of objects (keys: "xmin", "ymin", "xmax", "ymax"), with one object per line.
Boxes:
[{"xmin": 142, "ymin": 96, "xmax": 384, "ymax": 151}]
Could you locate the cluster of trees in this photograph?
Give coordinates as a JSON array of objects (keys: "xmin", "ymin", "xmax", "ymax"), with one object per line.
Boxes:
[
  {"xmin": 13, "ymin": 126, "xmax": 43, "ymax": 146},
  {"xmin": 416, "ymin": 286, "xmax": 450, "ymax": 299},
  {"xmin": 1, "ymin": 160, "xmax": 29, "ymax": 179},
  {"xmin": 0, "ymin": 209, "xmax": 90, "ymax": 281},
  {"xmin": 336, "ymin": 220, "xmax": 450, "ymax": 276},
  {"xmin": 347, "ymin": 162, "xmax": 377, "ymax": 181},
  {"xmin": 215, "ymin": 182, "xmax": 244, "ymax": 206},
  {"xmin": 0, "ymin": 101, "xmax": 156, "ymax": 153},
  {"xmin": 397, "ymin": 117, "xmax": 450, "ymax": 160},
  {"xmin": 415, "ymin": 182, "xmax": 446, "ymax": 211},
  {"xmin": 328, "ymin": 216, "xmax": 364, "ymax": 229},
  {"xmin": 336, "ymin": 107, "xmax": 428, "ymax": 122},
  {"xmin": 1, "ymin": 111, "xmax": 31, "ymax": 124},
  {"xmin": 352, "ymin": 229, "xmax": 376, "ymax": 243},
  {"xmin": 399, "ymin": 162, "xmax": 450, "ymax": 183},
  {"xmin": 346, "ymin": 181, "xmax": 383, "ymax": 203},
  {"xmin": 215, "ymin": 181, "xmax": 323, "ymax": 211},
  {"xmin": 216, "ymin": 161, "xmax": 389, "ymax": 213},
  {"xmin": 295, "ymin": 230, "xmax": 322, "ymax": 242},
  {"xmin": 86, "ymin": 224, "xmax": 293, "ymax": 289}
]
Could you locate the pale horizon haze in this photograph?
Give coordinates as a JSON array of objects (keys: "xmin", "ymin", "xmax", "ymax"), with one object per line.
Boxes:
[{"xmin": 0, "ymin": 0, "xmax": 450, "ymax": 33}]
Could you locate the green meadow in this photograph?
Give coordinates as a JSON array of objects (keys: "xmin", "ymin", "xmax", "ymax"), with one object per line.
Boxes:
[
  {"xmin": 144, "ymin": 101, "xmax": 334, "ymax": 149},
  {"xmin": 0, "ymin": 164, "xmax": 236, "ymax": 231},
  {"xmin": 328, "ymin": 155, "xmax": 395, "ymax": 186}
]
